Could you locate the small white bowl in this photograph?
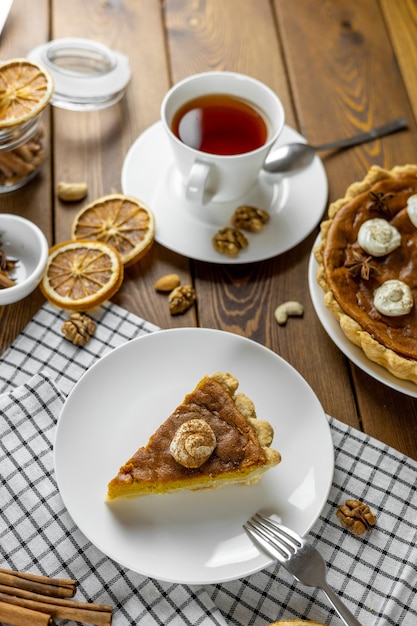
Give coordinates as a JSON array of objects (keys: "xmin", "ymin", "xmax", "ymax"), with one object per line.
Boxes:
[{"xmin": 0, "ymin": 214, "xmax": 49, "ymax": 305}]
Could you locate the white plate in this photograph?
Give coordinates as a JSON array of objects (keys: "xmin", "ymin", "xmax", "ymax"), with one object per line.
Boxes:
[
  {"xmin": 121, "ymin": 122, "xmax": 328, "ymax": 263},
  {"xmin": 309, "ymin": 235, "xmax": 417, "ymax": 398},
  {"xmin": 55, "ymin": 328, "xmax": 334, "ymax": 584}
]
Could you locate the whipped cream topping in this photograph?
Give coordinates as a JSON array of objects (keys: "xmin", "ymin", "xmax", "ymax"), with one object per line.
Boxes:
[
  {"xmin": 374, "ymin": 280, "xmax": 413, "ymax": 316},
  {"xmin": 357, "ymin": 218, "xmax": 401, "ymax": 256},
  {"xmin": 407, "ymin": 194, "xmax": 417, "ymax": 227},
  {"xmin": 170, "ymin": 419, "xmax": 216, "ymax": 468}
]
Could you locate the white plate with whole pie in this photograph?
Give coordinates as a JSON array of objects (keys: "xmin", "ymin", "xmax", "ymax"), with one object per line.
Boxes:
[
  {"xmin": 121, "ymin": 122, "xmax": 328, "ymax": 263},
  {"xmin": 309, "ymin": 235, "xmax": 417, "ymax": 398},
  {"xmin": 55, "ymin": 328, "xmax": 334, "ymax": 584}
]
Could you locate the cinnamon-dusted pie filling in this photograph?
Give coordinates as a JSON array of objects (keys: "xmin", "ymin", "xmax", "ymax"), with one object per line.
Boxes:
[
  {"xmin": 315, "ymin": 164, "xmax": 417, "ymax": 383},
  {"xmin": 106, "ymin": 372, "xmax": 281, "ymax": 500}
]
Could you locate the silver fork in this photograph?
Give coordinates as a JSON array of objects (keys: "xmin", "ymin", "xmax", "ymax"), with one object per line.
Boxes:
[{"xmin": 244, "ymin": 513, "xmax": 362, "ymax": 626}]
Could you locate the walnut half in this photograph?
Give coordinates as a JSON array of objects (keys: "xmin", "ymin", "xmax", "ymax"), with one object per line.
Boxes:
[
  {"xmin": 212, "ymin": 227, "xmax": 248, "ymax": 258},
  {"xmin": 231, "ymin": 205, "xmax": 270, "ymax": 232},
  {"xmin": 168, "ymin": 285, "xmax": 196, "ymax": 315},
  {"xmin": 61, "ymin": 312, "xmax": 96, "ymax": 346},
  {"xmin": 336, "ymin": 499, "xmax": 376, "ymax": 536}
]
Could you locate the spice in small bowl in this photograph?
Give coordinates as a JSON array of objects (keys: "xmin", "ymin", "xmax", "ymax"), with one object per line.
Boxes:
[
  {"xmin": 0, "ymin": 247, "xmax": 17, "ymax": 288},
  {"xmin": 0, "ymin": 214, "xmax": 49, "ymax": 305}
]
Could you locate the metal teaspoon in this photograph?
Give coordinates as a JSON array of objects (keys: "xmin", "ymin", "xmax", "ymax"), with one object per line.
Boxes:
[{"xmin": 263, "ymin": 117, "xmax": 408, "ymax": 174}]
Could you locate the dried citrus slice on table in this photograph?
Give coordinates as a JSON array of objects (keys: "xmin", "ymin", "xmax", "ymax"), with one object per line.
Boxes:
[
  {"xmin": 40, "ymin": 240, "xmax": 123, "ymax": 311},
  {"xmin": 0, "ymin": 58, "xmax": 54, "ymax": 127},
  {"xmin": 71, "ymin": 193, "xmax": 155, "ymax": 266}
]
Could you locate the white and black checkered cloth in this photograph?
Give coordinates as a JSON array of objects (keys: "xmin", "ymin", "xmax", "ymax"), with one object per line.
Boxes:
[{"xmin": 1, "ymin": 302, "xmax": 416, "ymax": 625}]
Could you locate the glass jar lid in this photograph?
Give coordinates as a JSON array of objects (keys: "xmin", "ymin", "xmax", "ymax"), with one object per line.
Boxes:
[{"xmin": 28, "ymin": 38, "xmax": 131, "ymax": 111}]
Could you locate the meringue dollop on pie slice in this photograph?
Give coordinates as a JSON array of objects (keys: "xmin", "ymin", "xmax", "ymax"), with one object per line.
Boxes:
[{"xmin": 106, "ymin": 372, "xmax": 281, "ymax": 500}]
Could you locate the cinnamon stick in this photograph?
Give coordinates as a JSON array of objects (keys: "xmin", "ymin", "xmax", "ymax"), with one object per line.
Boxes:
[
  {"xmin": 0, "ymin": 271, "xmax": 16, "ymax": 288},
  {"xmin": 0, "ymin": 129, "xmax": 44, "ymax": 185},
  {"xmin": 0, "ymin": 586, "xmax": 112, "ymax": 626},
  {"xmin": 0, "ymin": 568, "xmax": 77, "ymax": 598},
  {"xmin": 0, "ymin": 600, "xmax": 53, "ymax": 626},
  {"xmin": 0, "ymin": 150, "xmax": 35, "ymax": 176}
]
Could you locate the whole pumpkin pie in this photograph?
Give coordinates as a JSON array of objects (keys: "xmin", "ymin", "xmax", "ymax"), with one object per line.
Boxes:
[
  {"xmin": 314, "ymin": 164, "xmax": 417, "ymax": 383},
  {"xmin": 106, "ymin": 372, "xmax": 281, "ymax": 500}
]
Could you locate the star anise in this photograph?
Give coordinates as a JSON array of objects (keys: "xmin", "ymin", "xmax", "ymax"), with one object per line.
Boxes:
[
  {"xmin": 345, "ymin": 250, "xmax": 378, "ymax": 280},
  {"xmin": 366, "ymin": 190, "xmax": 395, "ymax": 214}
]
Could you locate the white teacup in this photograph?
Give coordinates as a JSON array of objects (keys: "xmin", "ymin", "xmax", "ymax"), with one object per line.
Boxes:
[{"xmin": 161, "ymin": 71, "xmax": 285, "ymax": 204}]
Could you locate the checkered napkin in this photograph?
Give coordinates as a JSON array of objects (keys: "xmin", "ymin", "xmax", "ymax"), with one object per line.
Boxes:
[{"xmin": 1, "ymin": 303, "xmax": 417, "ymax": 625}]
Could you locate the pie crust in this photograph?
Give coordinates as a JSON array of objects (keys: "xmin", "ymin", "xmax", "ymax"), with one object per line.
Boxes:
[
  {"xmin": 106, "ymin": 372, "xmax": 281, "ymax": 500},
  {"xmin": 314, "ymin": 164, "xmax": 417, "ymax": 384}
]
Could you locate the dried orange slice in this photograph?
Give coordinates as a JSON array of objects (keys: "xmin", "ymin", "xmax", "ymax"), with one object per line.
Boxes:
[
  {"xmin": 0, "ymin": 58, "xmax": 54, "ymax": 128},
  {"xmin": 71, "ymin": 193, "xmax": 155, "ymax": 266},
  {"xmin": 40, "ymin": 240, "xmax": 124, "ymax": 311}
]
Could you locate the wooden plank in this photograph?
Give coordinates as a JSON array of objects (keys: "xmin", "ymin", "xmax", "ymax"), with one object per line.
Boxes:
[
  {"xmin": 51, "ymin": 0, "xmax": 194, "ymax": 329},
  {"xmin": 165, "ymin": 0, "xmax": 295, "ymax": 125},
  {"xmin": 274, "ymin": 0, "xmax": 417, "ymax": 199},
  {"xmin": 381, "ymin": 0, "xmax": 417, "ymax": 123},
  {"xmin": 51, "ymin": 0, "xmax": 169, "ymax": 229},
  {"xmin": 274, "ymin": 0, "xmax": 417, "ymax": 458}
]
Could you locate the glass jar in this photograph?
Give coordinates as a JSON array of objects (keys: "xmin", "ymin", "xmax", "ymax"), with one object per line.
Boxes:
[
  {"xmin": 0, "ymin": 39, "xmax": 131, "ymax": 193},
  {"xmin": 0, "ymin": 58, "xmax": 53, "ymax": 193}
]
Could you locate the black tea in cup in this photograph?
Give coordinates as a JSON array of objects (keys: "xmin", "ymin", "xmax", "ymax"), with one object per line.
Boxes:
[{"xmin": 170, "ymin": 93, "xmax": 268, "ymax": 156}]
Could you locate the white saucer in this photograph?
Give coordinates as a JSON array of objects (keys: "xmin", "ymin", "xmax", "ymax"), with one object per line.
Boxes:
[
  {"xmin": 309, "ymin": 235, "xmax": 417, "ymax": 398},
  {"xmin": 122, "ymin": 122, "xmax": 328, "ymax": 263}
]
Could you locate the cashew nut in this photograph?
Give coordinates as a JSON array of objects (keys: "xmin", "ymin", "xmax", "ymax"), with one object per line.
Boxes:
[
  {"xmin": 57, "ymin": 181, "xmax": 88, "ymax": 202},
  {"xmin": 274, "ymin": 301, "xmax": 304, "ymax": 325}
]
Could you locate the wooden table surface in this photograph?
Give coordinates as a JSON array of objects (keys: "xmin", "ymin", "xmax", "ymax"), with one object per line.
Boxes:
[{"xmin": 1, "ymin": 0, "xmax": 417, "ymax": 461}]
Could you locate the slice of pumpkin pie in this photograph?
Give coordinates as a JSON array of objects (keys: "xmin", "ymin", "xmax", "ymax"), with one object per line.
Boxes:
[{"xmin": 106, "ymin": 372, "xmax": 281, "ymax": 500}]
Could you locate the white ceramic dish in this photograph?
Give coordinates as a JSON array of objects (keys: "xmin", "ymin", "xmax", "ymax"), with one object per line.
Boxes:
[
  {"xmin": 55, "ymin": 328, "xmax": 334, "ymax": 584},
  {"xmin": 121, "ymin": 122, "xmax": 328, "ymax": 263},
  {"xmin": 0, "ymin": 214, "xmax": 49, "ymax": 305},
  {"xmin": 309, "ymin": 235, "xmax": 417, "ymax": 397},
  {"xmin": 0, "ymin": 0, "xmax": 13, "ymax": 36}
]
